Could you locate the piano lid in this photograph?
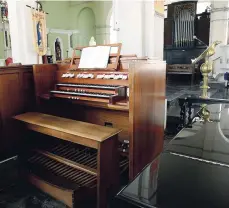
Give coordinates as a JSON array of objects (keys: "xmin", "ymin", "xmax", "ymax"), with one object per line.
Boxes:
[
  {"xmin": 166, "ymin": 103, "xmax": 229, "ymax": 166},
  {"xmin": 117, "ymin": 103, "xmax": 229, "ymax": 208},
  {"xmin": 117, "ymin": 151, "xmax": 229, "ymax": 208}
]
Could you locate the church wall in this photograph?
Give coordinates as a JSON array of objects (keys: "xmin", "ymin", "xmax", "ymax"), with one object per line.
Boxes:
[
  {"xmin": 47, "ymin": 33, "xmax": 69, "ymax": 62},
  {"xmin": 0, "ymin": 12, "xmax": 11, "ymax": 61},
  {"xmin": 93, "ymin": 1, "xmax": 112, "ymax": 44},
  {"xmin": 42, "ymin": 1, "xmax": 71, "ymax": 29},
  {"xmin": 77, "ymin": 7, "xmax": 96, "ymax": 46},
  {"xmin": 41, "ymin": 1, "xmax": 112, "ymax": 61},
  {"xmin": 0, "ymin": 32, "xmax": 4, "ymax": 59}
]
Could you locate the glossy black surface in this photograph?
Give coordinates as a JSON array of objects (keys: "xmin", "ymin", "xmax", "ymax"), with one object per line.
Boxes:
[
  {"xmin": 167, "ymin": 103, "xmax": 229, "ymax": 164},
  {"xmin": 117, "ymin": 102, "xmax": 229, "ymax": 208}
]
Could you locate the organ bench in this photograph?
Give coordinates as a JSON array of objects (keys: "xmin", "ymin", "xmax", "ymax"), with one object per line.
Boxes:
[{"xmin": 14, "ymin": 112, "xmax": 121, "ymax": 208}]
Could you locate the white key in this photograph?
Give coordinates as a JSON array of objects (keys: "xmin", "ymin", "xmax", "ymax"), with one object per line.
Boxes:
[
  {"xmin": 122, "ymin": 75, "xmax": 128, "ymax": 80},
  {"xmin": 114, "ymin": 75, "xmax": 119, "ymax": 80},
  {"xmin": 83, "ymin": 74, "xmax": 89, "ymax": 78},
  {"xmin": 110, "ymin": 74, "xmax": 115, "ymax": 79},
  {"xmin": 89, "ymin": 74, "xmax": 94, "ymax": 78},
  {"xmin": 119, "ymin": 75, "xmax": 123, "ymax": 79}
]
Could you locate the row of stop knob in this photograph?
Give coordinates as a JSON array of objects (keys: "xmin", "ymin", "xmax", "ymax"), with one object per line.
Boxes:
[{"xmin": 62, "ymin": 73, "xmax": 128, "ymax": 80}]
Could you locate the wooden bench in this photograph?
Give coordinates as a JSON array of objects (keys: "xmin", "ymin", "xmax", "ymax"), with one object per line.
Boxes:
[
  {"xmin": 166, "ymin": 64, "xmax": 198, "ymax": 85},
  {"xmin": 14, "ymin": 112, "xmax": 121, "ymax": 208}
]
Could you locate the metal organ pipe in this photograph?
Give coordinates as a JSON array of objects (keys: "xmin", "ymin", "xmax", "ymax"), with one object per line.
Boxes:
[
  {"xmin": 191, "ymin": 13, "xmax": 194, "ymax": 47},
  {"xmin": 184, "ymin": 10, "xmax": 186, "ymax": 47},
  {"xmin": 175, "ymin": 18, "xmax": 177, "ymax": 47},
  {"xmin": 183, "ymin": 10, "xmax": 185, "ymax": 47},
  {"xmin": 181, "ymin": 11, "xmax": 183, "ymax": 47},
  {"xmin": 188, "ymin": 11, "xmax": 191, "ymax": 47},
  {"xmin": 177, "ymin": 15, "xmax": 180, "ymax": 47},
  {"xmin": 173, "ymin": 2, "xmax": 196, "ymax": 48}
]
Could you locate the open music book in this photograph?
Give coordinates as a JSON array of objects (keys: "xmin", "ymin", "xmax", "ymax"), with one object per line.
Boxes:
[{"xmin": 78, "ymin": 46, "xmax": 111, "ymax": 69}]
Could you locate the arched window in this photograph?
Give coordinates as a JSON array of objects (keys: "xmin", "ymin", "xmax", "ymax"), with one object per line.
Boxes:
[{"xmin": 78, "ymin": 7, "xmax": 96, "ymax": 46}]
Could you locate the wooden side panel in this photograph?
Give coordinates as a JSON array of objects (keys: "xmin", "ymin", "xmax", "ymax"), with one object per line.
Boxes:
[
  {"xmin": 196, "ymin": 15, "xmax": 210, "ymax": 46},
  {"xmin": 78, "ymin": 107, "xmax": 129, "ymax": 143},
  {"xmin": 164, "ymin": 18, "xmax": 173, "ymax": 47},
  {"xmin": 28, "ymin": 174, "xmax": 74, "ymax": 208},
  {"xmin": 97, "ymin": 135, "xmax": 119, "ymax": 208},
  {"xmin": 129, "ymin": 60, "xmax": 166, "ymax": 179},
  {"xmin": 0, "ymin": 66, "xmax": 35, "ymax": 154},
  {"xmin": 33, "ymin": 64, "xmax": 57, "ymax": 103}
]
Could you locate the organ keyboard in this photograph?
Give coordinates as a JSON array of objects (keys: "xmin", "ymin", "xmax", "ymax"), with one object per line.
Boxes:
[{"xmin": 51, "ymin": 83, "xmax": 126, "ymax": 104}]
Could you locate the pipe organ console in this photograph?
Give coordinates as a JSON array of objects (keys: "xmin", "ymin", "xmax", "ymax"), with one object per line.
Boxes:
[{"xmin": 17, "ymin": 43, "xmax": 166, "ymax": 207}]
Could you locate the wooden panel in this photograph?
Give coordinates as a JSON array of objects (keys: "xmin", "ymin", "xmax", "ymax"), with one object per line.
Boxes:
[
  {"xmin": 164, "ymin": 18, "xmax": 173, "ymax": 46},
  {"xmin": 28, "ymin": 174, "xmax": 74, "ymax": 208},
  {"xmin": 37, "ymin": 102, "xmax": 129, "ymax": 143},
  {"xmin": 51, "ymin": 104, "xmax": 129, "ymax": 143},
  {"xmin": 25, "ymin": 123, "xmax": 99, "ymax": 149},
  {"xmin": 97, "ymin": 135, "xmax": 119, "ymax": 208},
  {"xmin": 21, "ymin": 71, "xmax": 35, "ymax": 111},
  {"xmin": 33, "ymin": 64, "xmax": 57, "ymax": 103},
  {"xmin": 196, "ymin": 14, "xmax": 210, "ymax": 46},
  {"xmin": 14, "ymin": 112, "xmax": 121, "ymax": 143},
  {"xmin": 0, "ymin": 66, "xmax": 35, "ymax": 154},
  {"xmin": 80, "ymin": 107, "xmax": 129, "ymax": 143},
  {"xmin": 129, "ymin": 60, "xmax": 166, "ymax": 179}
]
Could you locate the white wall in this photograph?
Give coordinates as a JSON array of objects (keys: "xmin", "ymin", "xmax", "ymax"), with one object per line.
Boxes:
[
  {"xmin": 114, "ymin": 0, "xmax": 164, "ymax": 59},
  {"xmin": 209, "ymin": 1, "xmax": 229, "ymax": 80},
  {"xmin": 115, "ymin": 0, "xmax": 144, "ymax": 57},
  {"xmin": 8, "ymin": 0, "xmax": 38, "ymax": 64},
  {"xmin": 144, "ymin": 1, "xmax": 164, "ymax": 59}
]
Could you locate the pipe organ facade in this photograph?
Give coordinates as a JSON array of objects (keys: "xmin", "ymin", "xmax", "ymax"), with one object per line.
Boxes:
[{"xmin": 173, "ymin": 2, "xmax": 196, "ymax": 48}]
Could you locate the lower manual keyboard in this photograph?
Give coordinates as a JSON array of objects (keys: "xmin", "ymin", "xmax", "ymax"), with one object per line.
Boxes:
[{"xmin": 50, "ymin": 90, "xmax": 113, "ymax": 98}]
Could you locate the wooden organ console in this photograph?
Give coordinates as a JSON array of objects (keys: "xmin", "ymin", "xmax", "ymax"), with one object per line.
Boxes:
[{"xmin": 13, "ymin": 43, "xmax": 166, "ymax": 207}]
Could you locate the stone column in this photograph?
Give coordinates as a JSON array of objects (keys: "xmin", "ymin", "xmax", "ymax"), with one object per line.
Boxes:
[
  {"xmin": 95, "ymin": 25, "xmax": 111, "ymax": 44},
  {"xmin": 209, "ymin": 1, "xmax": 229, "ymax": 79},
  {"xmin": 113, "ymin": 0, "xmax": 164, "ymax": 59}
]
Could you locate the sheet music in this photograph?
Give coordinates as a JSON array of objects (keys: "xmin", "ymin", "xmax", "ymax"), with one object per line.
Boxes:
[
  {"xmin": 78, "ymin": 47, "xmax": 95, "ymax": 68},
  {"xmin": 110, "ymin": 46, "xmax": 119, "ymax": 54},
  {"xmin": 78, "ymin": 46, "xmax": 111, "ymax": 69}
]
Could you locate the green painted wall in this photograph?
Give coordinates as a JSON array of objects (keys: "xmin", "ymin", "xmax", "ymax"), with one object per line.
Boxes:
[
  {"xmin": 48, "ymin": 33, "xmax": 69, "ymax": 61},
  {"xmin": 0, "ymin": 32, "xmax": 4, "ymax": 59},
  {"xmin": 42, "ymin": 1, "xmax": 71, "ymax": 29},
  {"xmin": 77, "ymin": 7, "xmax": 96, "ymax": 46},
  {"xmin": 41, "ymin": 1, "xmax": 112, "ymax": 61}
]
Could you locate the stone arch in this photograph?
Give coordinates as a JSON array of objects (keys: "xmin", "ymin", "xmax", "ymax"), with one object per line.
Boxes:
[{"xmin": 77, "ymin": 7, "xmax": 96, "ymax": 46}]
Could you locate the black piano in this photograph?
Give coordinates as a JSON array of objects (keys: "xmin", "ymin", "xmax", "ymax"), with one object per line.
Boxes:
[{"xmin": 115, "ymin": 98, "xmax": 229, "ymax": 208}]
